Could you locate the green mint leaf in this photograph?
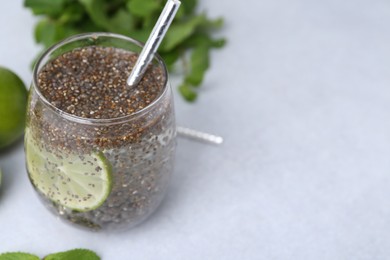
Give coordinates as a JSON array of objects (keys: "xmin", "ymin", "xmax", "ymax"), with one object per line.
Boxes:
[
  {"xmin": 55, "ymin": 24, "xmax": 81, "ymax": 44},
  {"xmin": 127, "ymin": 0, "xmax": 160, "ymax": 18},
  {"xmin": 129, "ymin": 29, "xmax": 151, "ymax": 43},
  {"xmin": 109, "ymin": 8, "xmax": 135, "ymax": 35},
  {"xmin": 78, "ymin": 0, "xmax": 111, "ymax": 31},
  {"xmin": 184, "ymin": 33, "xmax": 226, "ymax": 49},
  {"xmin": 79, "ymin": 0, "xmax": 135, "ymax": 34},
  {"xmin": 160, "ymin": 48, "xmax": 181, "ymax": 67},
  {"xmin": 160, "ymin": 15, "xmax": 206, "ymax": 52},
  {"xmin": 185, "ymin": 43, "xmax": 209, "ymax": 86},
  {"xmin": 0, "ymin": 252, "xmax": 40, "ymax": 260},
  {"xmin": 34, "ymin": 19, "xmax": 57, "ymax": 46},
  {"xmin": 174, "ymin": 0, "xmax": 197, "ymax": 19},
  {"xmin": 24, "ymin": 0, "xmax": 67, "ymax": 17},
  {"xmin": 58, "ymin": 3, "xmax": 85, "ymax": 24},
  {"xmin": 174, "ymin": 5, "xmax": 185, "ymax": 19},
  {"xmin": 43, "ymin": 249, "xmax": 100, "ymax": 260},
  {"xmin": 77, "ymin": 19, "xmax": 103, "ymax": 32},
  {"xmin": 34, "ymin": 19, "xmax": 79, "ymax": 48},
  {"xmin": 26, "ymin": 0, "xmax": 226, "ymax": 102},
  {"xmin": 210, "ymin": 38, "xmax": 226, "ymax": 48},
  {"xmin": 179, "ymin": 84, "xmax": 197, "ymax": 102},
  {"xmin": 203, "ymin": 17, "xmax": 224, "ymax": 30},
  {"xmin": 182, "ymin": 0, "xmax": 197, "ymax": 14}
]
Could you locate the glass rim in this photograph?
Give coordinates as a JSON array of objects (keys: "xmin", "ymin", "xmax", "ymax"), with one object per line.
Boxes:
[{"xmin": 32, "ymin": 32, "xmax": 169, "ymax": 125}]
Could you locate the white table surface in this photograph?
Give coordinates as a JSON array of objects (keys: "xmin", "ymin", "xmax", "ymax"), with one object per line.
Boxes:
[{"xmin": 1, "ymin": 0, "xmax": 390, "ymax": 259}]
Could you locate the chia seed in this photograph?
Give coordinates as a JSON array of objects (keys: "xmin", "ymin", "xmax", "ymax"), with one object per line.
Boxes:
[{"xmin": 38, "ymin": 46, "xmax": 164, "ymax": 119}]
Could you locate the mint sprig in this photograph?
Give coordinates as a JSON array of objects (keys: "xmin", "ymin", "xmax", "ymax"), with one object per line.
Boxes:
[
  {"xmin": 0, "ymin": 249, "xmax": 100, "ymax": 260},
  {"xmin": 24, "ymin": 0, "xmax": 226, "ymax": 102},
  {"xmin": 44, "ymin": 249, "xmax": 100, "ymax": 260},
  {"xmin": 0, "ymin": 252, "xmax": 40, "ymax": 260}
]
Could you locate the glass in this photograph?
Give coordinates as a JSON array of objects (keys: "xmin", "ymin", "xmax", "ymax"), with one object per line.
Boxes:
[{"xmin": 25, "ymin": 33, "xmax": 176, "ymax": 231}]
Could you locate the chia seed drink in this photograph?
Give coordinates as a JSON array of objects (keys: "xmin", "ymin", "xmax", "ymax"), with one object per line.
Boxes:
[{"xmin": 25, "ymin": 33, "xmax": 176, "ymax": 231}]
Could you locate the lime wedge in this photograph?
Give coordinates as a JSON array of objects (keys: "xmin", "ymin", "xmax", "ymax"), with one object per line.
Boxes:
[{"xmin": 25, "ymin": 130, "xmax": 112, "ymax": 212}]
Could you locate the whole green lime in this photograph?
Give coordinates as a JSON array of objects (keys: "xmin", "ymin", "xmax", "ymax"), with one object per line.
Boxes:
[{"xmin": 0, "ymin": 67, "xmax": 27, "ymax": 150}]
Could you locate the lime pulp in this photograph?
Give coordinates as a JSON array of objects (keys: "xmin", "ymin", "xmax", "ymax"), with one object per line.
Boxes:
[{"xmin": 25, "ymin": 129, "xmax": 113, "ymax": 212}]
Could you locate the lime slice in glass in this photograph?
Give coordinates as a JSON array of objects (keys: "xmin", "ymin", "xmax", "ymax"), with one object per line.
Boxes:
[{"xmin": 25, "ymin": 130, "xmax": 112, "ymax": 212}]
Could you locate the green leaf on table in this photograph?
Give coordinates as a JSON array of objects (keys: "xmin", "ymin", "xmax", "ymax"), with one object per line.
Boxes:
[
  {"xmin": 160, "ymin": 15, "xmax": 206, "ymax": 52},
  {"xmin": 182, "ymin": 0, "xmax": 197, "ymax": 14},
  {"xmin": 0, "ymin": 252, "xmax": 40, "ymax": 260},
  {"xmin": 34, "ymin": 19, "xmax": 80, "ymax": 48},
  {"xmin": 179, "ymin": 83, "xmax": 197, "ymax": 102},
  {"xmin": 109, "ymin": 8, "xmax": 135, "ymax": 34},
  {"xmin": 175, "ymin": 0, "xmax": 197, "ymax": 19},
  {"xmin": 160, "ymin": 48, "xmax": 181, "ymax": 67},
  {"xmin": 34, "ymin": 19, "xmax": 57, "ymax": 46},
  {"xmin": 55, "ymin": 24, "xmax": 82, "ymax": 45},
  {"xmin": 185, "ymin": 43, "xmax": 209, "ymax": 86},
  {"xmin": 210, "ymin": 38, "xmax": 226, "ymax": 48},
  {"xmin": 129, "ymin": 29, "xmax": 152, "ymax": 43},
  {"xmin": 202, "ymin": 17, "xmax": 224, "ymax": 30},
  {"xmin": 24, "ymin": 0, "xmax": 68, "ymax": 17},
  {"xmin": 43, "ymin": 249, "xmax": 100, "ymax": 260},
  {"xmin": 78, "ymin": 0, "xmax": 112, "ymax": 31},
  {"xmin": 127, "ymin": 0, "xmax": 160, "ymax": 18},
  {"xmin": 77, "ymin": 19, "xmax": 103, "ymax": 33},
  {"xmin": 80, "ymin": 0, "xmax": 137, "ymax": 34},
  {"xmin": 184, "ymin": 33, "xmax": 226, "ymax": 48},
  {"xmin": 58, "ymin": 3, "xmax": 85, "ymax": 24},
  {"xmin": 26, "ymin": 0, "xmax": 226, "ymax": 102}
]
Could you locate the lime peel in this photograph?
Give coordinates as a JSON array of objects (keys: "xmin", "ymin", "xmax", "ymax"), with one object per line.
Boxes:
[
  {"xmin": 25, "ymin": 129, "xmax": 112, "ymax": 212},
  {"xmin": 0, "ymin": 67, "xmax": 27, "ymax": 150}
]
